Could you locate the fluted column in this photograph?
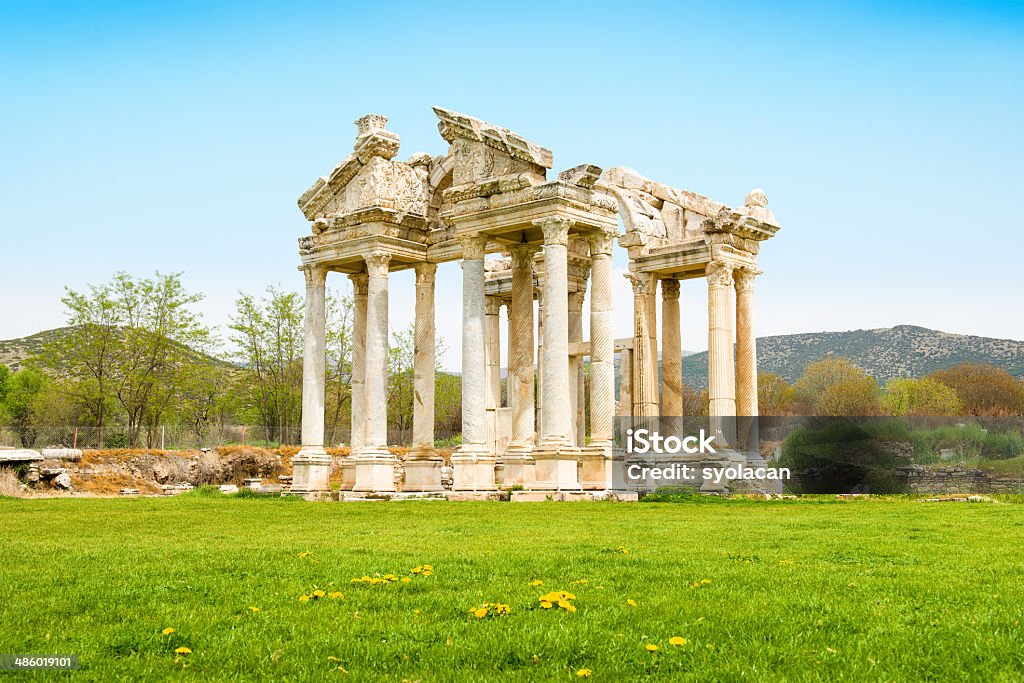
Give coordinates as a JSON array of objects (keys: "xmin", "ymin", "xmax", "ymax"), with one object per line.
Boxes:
[
  {"xmin": 353, "ymin": 251, "xmax": 396, "ymax": 492},
  {"xmin": 661, "ymin": 279, "xmax": 682, "ymax": 417},
  {"xmin": 707, "ymin": 260, "xmax": 737, "ymax": 448},
  {"xmin": 485, "ymin": 297, "xmax": 502, "ymax": 410},
  {"xmin": 344, "ymin": 272, "xmax": 368, "ymax": 490},
  {"xmin": 405, "ymin": 262, "xmax": 442, "ymax": 491},
  {"xmin": 581, "ymin": 231, "xmax": 616, "ymax": 489},
  {"xmin": 626, "ymin": 272, "xmax": 658, "ymax": 418},
  {"xmin": 735, "ymin": 267, "xmax": 761, "ymax": 456},
  {"xmin": 292, "ymin": 264, "xmax": 330, "ymax": 495},
  {"xmin": 568, "ymin": 290, "xmax": 585, "ymax": 446},
  {"xmin": 453, "ymin": 236, "xmax": 495, "ymax": 491},
  {"xmin": 533, "ymin": 217, "xmax": 580, "ymax": 491},
  {"xmin": 504, "ymin": 244, "xmax": 538, "ymax": 487}
]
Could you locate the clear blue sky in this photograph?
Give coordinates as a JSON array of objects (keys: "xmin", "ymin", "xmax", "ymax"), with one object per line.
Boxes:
[{"xmin": 2, "ymin": 1, "xmax": 1022, "ymax": 368}]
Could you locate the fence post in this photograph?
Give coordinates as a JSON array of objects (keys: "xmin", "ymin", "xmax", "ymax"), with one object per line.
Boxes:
[
  {"xmin": 242, "ymin": 425, "xmax": 246, "ymax": 446},
  {"xmin": 73, "ymin": 428, "xmax": 78, "ymax": 449},
  {"xmin": 161, "ymin": 426, "xmax": 165, "ymax": 450}
]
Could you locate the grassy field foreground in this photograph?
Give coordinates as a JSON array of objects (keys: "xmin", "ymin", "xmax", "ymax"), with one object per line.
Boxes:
[{"xmin": 1, "ymin": 496, "xmax": 1023, "ymax": 681}]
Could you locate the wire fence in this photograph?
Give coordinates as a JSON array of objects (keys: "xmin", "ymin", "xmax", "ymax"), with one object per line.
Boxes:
[{"xmin": 0, "ymin": 424, "xmax": 464, "ymax": 451}]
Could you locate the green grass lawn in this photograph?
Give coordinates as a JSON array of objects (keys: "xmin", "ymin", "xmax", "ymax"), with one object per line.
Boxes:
[{"xmin": 2, "ymin": 495, "xmax": 1024, "ymax": 681}]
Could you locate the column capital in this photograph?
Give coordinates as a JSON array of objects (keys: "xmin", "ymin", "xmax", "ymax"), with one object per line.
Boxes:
[
  {"xmin": 460, "ymin": 235, "xmax": 487, "ymax": 260},
  {"xmin": 507, "ymin": 243, "xmax": 540, "ymax": 268},
  {"xmin": 625, "ymin": 271, "xmax": 655, "ymax": 296},
  {"xmin": 661, "ymin": 278, "xmax": 680, "ymax": 300},
  {"xmin": 587, "ymin": 229, "xmax": 616, "ymax": 256},
  {"xmin": 348, "ymin": 272, "xmax": 369, "ymax": 296},
  {"xmin": 303, "ymin": 264, "xmax": 328, "ymax": 287},
  {"xmin": 364, "ymin": 251, "xmax": 391, "ymax": 277},
  {"xmin": 568, "ymin": 290, "xmax": 585, "ymax": 314},
  {"xmin": 734, "ymin": 267, "xmax": 762, "ymax": 292},
  {"xmin": 534, "ymin": 216, "xmax": 572, "ymax": 246},
  {"xmin": 485, "ymin": 297, "xmax": 502, "ymax": 315},
  {"xmin": 415, "ymin": 261, "xmax": 437, "ymax": 285},
  {"xmin": 706, "ymin": 260, "xmax": 734, "ymax": 288}
]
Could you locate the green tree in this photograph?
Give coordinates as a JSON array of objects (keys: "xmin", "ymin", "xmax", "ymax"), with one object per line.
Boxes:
[
  {"xmin": 793, "ymin": 357, "xmax": 883, "ymax": 416},
  {"xmin": 229, "ymin": 287, "xmax": 304, "ymax": 443},
  {"xmin": 885, "ymin": 377, "xmax": 964, "ymax": 416},
  {"xmin": 386, "ymin": 322, "xmax": 447, "ymax": 445},
  {"xmin": 928, "ymin": 363, "xmax": 1024, "ymax": 416},
  {"xmin": 758, "ymin": 372, "xmax": 795, "ymax": 416},
  {"xmin": 324, "ymin": 292, "xmax": 353, "ymax": 446},
  {"xmin": 4, "ymin": 367, "xmax": 46, "ymax": 446}
]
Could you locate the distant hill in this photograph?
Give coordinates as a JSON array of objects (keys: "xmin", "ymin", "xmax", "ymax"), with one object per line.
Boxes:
[
  {"xmin": 679, "ymin": 325, "xmax": 1024, "ymax": 388},
  {"xmin": 0, "ymin": 326, "xmax": 233, "ymax": 372}
]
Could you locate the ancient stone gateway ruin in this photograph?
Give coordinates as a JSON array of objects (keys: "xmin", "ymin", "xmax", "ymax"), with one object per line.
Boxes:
[{"xmin": 292, "ymin": 108, "xmax": 780, "ymax": 498}]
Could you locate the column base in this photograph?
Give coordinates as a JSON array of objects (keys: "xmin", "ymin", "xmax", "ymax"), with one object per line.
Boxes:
[
  {"xmin": 501, "ymin": 444, "xmax": 536, "ymax": 489},
  {"xmin": 580, "ymin": 442, "xmax": 614, "ymax": 490},
  {"xmin": 352, "ymin": 449, "xmax": 398, "ymax": 493},
  {"xmin": 289, "ymin": 446, "xmax": 331, "ymax": 495},
  {"xmin": 532, "ymin": 441, "xmax": 582, "ymax": 491},
  {"xmin": 451, "ymin": 444, "xmax": 497, "ymax": 491},
  {"xmin": 403, "ymin": 449, "xmax": 444, "ymax": 492}
]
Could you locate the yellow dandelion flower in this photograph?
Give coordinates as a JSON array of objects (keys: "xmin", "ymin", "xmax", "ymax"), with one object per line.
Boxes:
[
  {"xmin": 572, "ymin": 579, "xmax": 589, "ymax": 585},
  {"xmin": 560, "ymin": 602, "xmax": 577, "ymax": 613},
  {"xmin": 161, "ymin": 627, "xmax": 175, "ymax": 636},
  {"xmin": 626, "ymin": 598, "xmax": 637, "ymax": 607},
  {"xmin": 313, "ymin": 589, "xmax": 326, "ymax": 599},
  {"xmin": 328, "ymin": 592, "xmax": 344, "ymax": 599},
  {"xmin": 299, "ymin": 595, "xmax": 311, "ymax": 602},
  {"xmin": 701, "ymin": 579, "xmax": 712, "ymax": 585},
  {"xmin": 423, "ymin": 564, "xmax": 433, "ymax": 570},
  {"xmin": 473, "ymin": 607, "xmax": 489, "ymax": 619},
  {"xmin": 645, "ymin": 644, "xmax": 659, "ymax": 652},
  {"xmin": 175, "ymin": 647, "xmax": 192, "ymax": 655},
  {"xmin": 248, "ymin": 607, "xmax": 260, "ymax": 613},
  {"xmin": 412, "ymin": 566, "xmax": 423, "ymax": 574},
  {"xmin": 669, "ymin": 636, "xmax": 687, "ymax": 646},
  {"xmin": 531, "ymin": 579, "xmax": 544, "ymax": 587},
  {"xmin": 540, "ymin": 600, "xmax": 553, "ymax": 609},
  {"xmin": 495, "ymin": 604, "xmax": 511, "ymax": 615},
  {"xmin": 401, "ymin": 577, "xmax": 412, "ymax": 584},
  {"xmin": 577, "ymin": 668, "xmax": 592, "ymax": 678}
]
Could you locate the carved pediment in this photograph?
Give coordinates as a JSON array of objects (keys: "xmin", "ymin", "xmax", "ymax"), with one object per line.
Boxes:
[
  {"xmin": 297, "ymin": 115, "xmax": 430, "ymax": 225},
  {"xmin": 433, "ymin": 106, "xmax": 552, "ymax": 188}
]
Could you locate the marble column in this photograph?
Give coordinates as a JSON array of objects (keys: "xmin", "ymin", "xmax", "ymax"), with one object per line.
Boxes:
[
  {"xmin": 660, "ymin": 279, "xmax": 683, "ymax": 417},
  {"xmin": 485, "ymin": 297, "xmax": 502, "ymax": 410},
  {"xmin": 504, "ymin": 244, "xmax": 538, "ymax": 487},
  {"xmin": 533, "ymin": 217, "xmax": 580, "ymax": 491},
  {"xmin": 626, "ymin": 272, "xmax": 658, "ymax": 418},
  {"xmin": 452, "ymin": 236, "xmax": 496, "ymax": 491},
  {"xmin": 292, "ymin": 264, "xmax": 330, "ymax": 495},
  {"xmin": 734, "ymin": 267, "xmax": 761, "ymax": 456},
  {"xmin": 581, "ymin": 231, "xmax": 616, "ymax": 489},
  {"xmin": 707, "ymin": 260, "xmax": 737, "ymax": 448},
  {"xmin": 353, "ymin": 251, "xmax": 397, "ymax": 492},
  {"xmin": 568, "ymin": 290, "xmax": 585, "ymax": 446},
  {"xmin": 405, "ymin": 262, "xmax": 442, "ymax": 491},
  {"xmin": 646, "ymin": 282, "xmax": 659, "ymax": 414},
  {"xmin": 344, "ymin": 272, "xmax": 368, "ymax": 490}
]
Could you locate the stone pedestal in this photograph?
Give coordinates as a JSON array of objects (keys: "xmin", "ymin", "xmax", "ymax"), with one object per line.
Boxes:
[{"xmin": 292, "ymin": 265, "xmax": 331, "ymax": 495}]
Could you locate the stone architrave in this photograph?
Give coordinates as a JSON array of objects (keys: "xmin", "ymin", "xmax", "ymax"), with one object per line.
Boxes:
[
  {"xmin": 405, "ymin": 262, "xmax": 443, "ymax": 491},
  {"xmin": 452, "ymin": 236, "xmax": 497, "ymax": 491},
  {"xmin": 707, "ymin": 260, "xmax": 737, "ymax": 447},
  {"xmin": 503, "ymin": 244, "xmax": 539, "ymax": 487},
  {"xmin": 353, "ymin": 251, "xmax": 398, "ymax": 491},
  {"xmin": 291, "ymin": 265, "xmax": 330, "ymax": 496},
  {"xmin": 532, "ymin": 217, "xmax": 581, "ymax": 491}
]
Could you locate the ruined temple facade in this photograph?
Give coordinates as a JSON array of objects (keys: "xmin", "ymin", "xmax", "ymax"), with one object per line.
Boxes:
[{"xmin": 291, "ymin": 108, "xmax": 780, "ymax": 498}]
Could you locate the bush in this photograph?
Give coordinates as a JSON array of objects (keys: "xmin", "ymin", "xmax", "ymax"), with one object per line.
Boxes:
[{"xmin": 983, "ymin": 431, "xmax": 1024, "ymax": 460}]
